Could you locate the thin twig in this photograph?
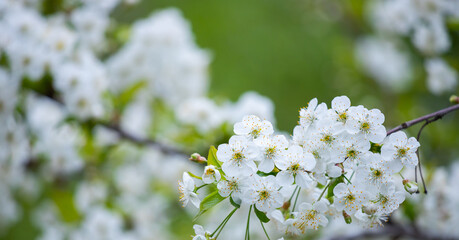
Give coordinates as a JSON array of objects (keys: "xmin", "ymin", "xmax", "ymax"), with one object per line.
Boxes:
[
  {"xmin": 415, "ymin": 116, "xmax": 440, "ymax": 194},
  {"xmin": 386, "ymin": 104, "xmax": 459, "ymax": 135}
]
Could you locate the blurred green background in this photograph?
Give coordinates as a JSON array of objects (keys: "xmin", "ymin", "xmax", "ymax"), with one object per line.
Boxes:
[{"xmin": 112, "ymin": 0, "xmax": 458, "ymax": 166}]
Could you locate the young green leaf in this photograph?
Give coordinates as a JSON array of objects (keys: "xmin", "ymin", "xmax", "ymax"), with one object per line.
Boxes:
[
  {"xmin": 194, "ymin": 191, "xmax": 226, "ymax": 221},
  {"xmin": 254, "ymin": 205, "xmax": 270, "ymax": 223},
  {"xmin": 327, "ymin": 176, "xmax": 344, "ymax": 200},
  {"xmin": 230, "ymin": 196, "xmax": 241, "ymax": 208},
  {"xmin": 207, "ymin": 146, "xmax": 222, "ymax": 168}
]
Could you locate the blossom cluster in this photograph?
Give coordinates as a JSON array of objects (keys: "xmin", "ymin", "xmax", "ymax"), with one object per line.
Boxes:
[
  {"xmin": 181, "ymin": 96, "xmax": 421, "ymax": 239},
  {"xmin": 413, "ymin": 162, "xmax": 459, "ymax": 238},
  {"xmin": 356, "ymin": 0, "xmax": 458, "ymax": 94},
  {"xmin": 0, "ymin": 1, "xmax": 277, "ymax": 239}
]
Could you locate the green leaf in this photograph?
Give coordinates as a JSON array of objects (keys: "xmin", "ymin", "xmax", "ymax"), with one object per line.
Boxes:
[
  {"xmin": 207, "ymin": 146, "xmax": 222, "ymax": 168},
  {"xmin": 254, "ymin": 205, "xmax": 270, "ymax": 223},
  {"xmin": 326, "ymin": 176, "xmax": 344, "ymax": 200},
  {"xmin": 51, "ymin": 188, "xmax": 81, "ymax": 223},
  {"xmin": 194, "ymin": 191, "xmax": 226, "ymax": 221},
  {"xmin": 117, "ymin": 81, "xmax": 147, "ymax": 111},
  {"xmin": 230, "ymin": 196, "xmax": 241, "ymax": 208}
]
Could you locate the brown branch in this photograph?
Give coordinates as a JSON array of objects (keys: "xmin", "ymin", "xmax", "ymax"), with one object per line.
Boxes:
[
  {"xmin": 387, "ymin": 103, "xmax": 459, "ymax": 135},
  {"xmin": 329, "ymin": 220, "xmax": 459, "ymax": 240},
  {"xmin": 33, "ymin": 91, "xmax": 189, "ymax": 157},
  {"xmin": 100, "ymin": 122, "xmax": 189, "ymax": 157}
]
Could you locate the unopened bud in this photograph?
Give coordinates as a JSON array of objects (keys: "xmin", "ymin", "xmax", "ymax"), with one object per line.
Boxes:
[
  {"xmin": 335, "ymin": 163, "xmax": 344, "ymax": 173},
  {"xmin": 362, "ymin": 203, "xmax": 378, "ymax": 215},
  {"xmin": 450, "ymin": 95, "xmax": 459, "ymax": 104},
  {"xmin": 189, "ymin": 153, "xmax": 207, "ymax": 164},
  {"xmin": 342, "ymin": 211, "xmax": 352, "ymax": 224},
  {"xmin": 403, "ymin": 179, "xmax": 418, "ymax": 194},
  {"xmin": 282, "ymin": 201, "xmax": 291, "ymax": 210}
]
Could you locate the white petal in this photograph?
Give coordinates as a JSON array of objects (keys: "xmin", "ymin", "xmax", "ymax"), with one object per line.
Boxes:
[
  {"xmin": 332, "ymin": 96, "xmax": 351, "ymax": 112},
  {"xmin": 258, "ymin": 159, "xmax": 275, "ymax": 173},
  {"xmin": 333, "ymin": 183, "xmax": 348, "ymax": 198},
  {"xmin": 234, "ymin": 122, "xmax": 249, "ymax": 135},
  {"xmin": 296, "ymin": 172, "xmax": 313, "ymax": 189},
  {"xmin": 276, "ymin": 171, "xmax": 294, "ymax": 186}
]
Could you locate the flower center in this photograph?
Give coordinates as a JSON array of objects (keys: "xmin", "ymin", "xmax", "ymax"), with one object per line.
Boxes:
[
  {"xmin": 321, "ymin": 134, "xmax": 334, "ymax": 144},
  {"xmin": 232, "ymin": 152, "xmax": 244, "ymax": 163},
  {"xmin": 378, "ymin": 194, "xmax": 388, "ymax": 205},
  {"xmin": 346, "ymin": 149, "xmax": 357, "ymax": 159},
  {"xmin": 397, "ymin": 147, "xmax": 408, "ymax": 157},
  {"xmin": 289, "ymin": 163, "xmax": 300, "ymax": 172},
  {"xmin": 228, "ymin": 180, "xmax": 238, "ymax": 191},
  {"xmin": 265, "ymin": 147, "xmax": 276, "ymax": 159},
  {"xmin": 346, "ymin": 194, "xmax": 356, "ymax": 202},
  {"xmin": 205, "ymin": 168, "xmax": 215, "ymax": 175},
  {"xmin": 361, "ymin": 122, "xmax": 370, "ymax": 131},
  {"xmin": 250, "ymin": 128, "xmax": 261, "ymax": 138},
  {"xmin": 372, "ymin": 169, "xmax": 382, "ymax": 178},
  {"xmin": 258, "ymin": 190, "xmax": 270, "ymax": 201},
  {"xmin": 338, "ymin": 112, "xmax": 347, "ymax": 122}
]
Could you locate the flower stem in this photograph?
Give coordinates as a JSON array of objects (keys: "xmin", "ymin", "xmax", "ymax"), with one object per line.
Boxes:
[
  {"xmin": 292, "ymin": 187, "xmax": 301, "ymax": 212},
  {"xmin": 245, "ymin": 205, "xmax": 253, "ymax": 240},
  {"xmin": 211, "ymin": 207, "xmax": 238, "ymax": 237},
  {"xmin": 194, "ymin": 184, "xmax": 207, "ymax": 192},
  {"xmin": 317, "ymin": 182, "xmax": 330, "ymax": 202},
  {"xmin": 343, "ymin": 175, "xmax": 352, "ymax": 184},
  {"xmin": 288, "ymin": 186, "xmax": 299, "ymax": 203},
  {"xmin": 259, "ymin": 219, "xmax": 271, "ymax": 240}
]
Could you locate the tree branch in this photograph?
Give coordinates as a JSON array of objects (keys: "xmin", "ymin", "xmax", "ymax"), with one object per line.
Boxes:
[
  {"xmin": 329, "ymin": 220, "xmax": 458, "ymax": 240},
  {"xmin": 100, "ymin": 122, "xmax": 189, "ymax": 157},
  {"xmin": 387, "ymin": 103, "xmax": 459, "ymax": 135},
  {"xmin": 34, "ymin": 92, "xmax": 189, "ymax": 157}
]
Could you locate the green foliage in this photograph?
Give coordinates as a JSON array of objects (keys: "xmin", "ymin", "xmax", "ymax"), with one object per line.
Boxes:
[
  {"xmin": 194, "ymin": 191, "xmax": 227, "ymax": 221},
  {"xmin": 51, "ymin": 188, "xmax": 81, "ymax": 223},
  {"xmin": 254, "ymin": 205, "xmax": 270, "ymax": 223},
  {"xmin": 230, "ymin": 196, "xmax": 241, "ymax": 208},
  {"xmin": 326, "ymin": 176, "xmax": 344, "ymax": 204},
  {"xmin": 115, "ymin": 81, "xmax": 147, "ymax": 112},
  {"xmin": 41, "ymin": 0, "xmax": 64, "ymax": 15},
  {"xmin": 207, "ymin": 146, "xmax": 222, "ymax": 168}
]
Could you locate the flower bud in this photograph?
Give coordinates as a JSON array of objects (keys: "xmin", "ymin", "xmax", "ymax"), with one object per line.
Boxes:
[
  {"xmin": 362, "ymin": 203, "xmax": 378, "ymax": 215},
  {"xmin": 335, "ymin": 163, "xmax": 344, "ymax": 173},
  {"xmin": 282, "ymin": 201, "xmax": 291, "ymax": 210},
  {"xmin": 342, "ymin": 211, "xmax": 352, "ymax": 224},
  {"xmin": 403, "ymin": 179, "xmax": 418, "ymax": 194},
  {"xmin": 189, "ymin": 153, "xmax": 207, "ymax": 164}
]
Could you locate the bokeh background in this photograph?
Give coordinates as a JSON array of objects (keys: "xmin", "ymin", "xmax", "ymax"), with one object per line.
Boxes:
[
  {"xmin": 1, "ymin": 0, "xmax": 459, "ymax": 239},
  {"xmin": 111, "ymin": 0, "xmax": 459, "ymax": 163}
]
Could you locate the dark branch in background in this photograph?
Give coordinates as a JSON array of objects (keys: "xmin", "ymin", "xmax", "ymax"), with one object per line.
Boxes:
[
  {"xmin": 33, "ymin": 90, "xmax": 190, "ymax": 157},
  {"xmin": 100, "ymin": 122, "xmax": 189, "ymax": 157},
  {"xmin": 386, "ymin": 103, "xmax": 459, "ymax": 135},
  {"xmin": 329, "ymin": 219, "xmax": 459, "ymax": 240}
]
